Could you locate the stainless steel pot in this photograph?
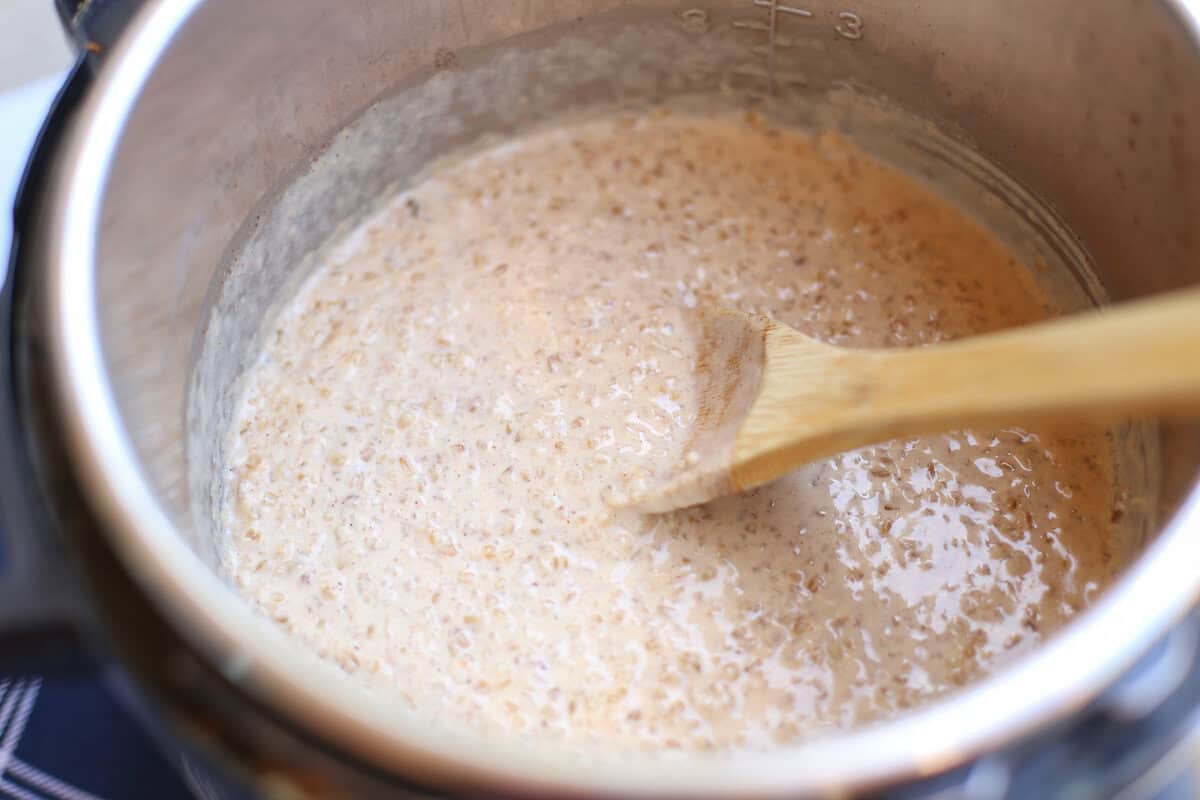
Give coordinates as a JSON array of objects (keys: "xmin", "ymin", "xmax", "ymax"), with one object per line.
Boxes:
[{"xmin": 10, "ymin": 0, "xmax": 1200, "ymax": 796}]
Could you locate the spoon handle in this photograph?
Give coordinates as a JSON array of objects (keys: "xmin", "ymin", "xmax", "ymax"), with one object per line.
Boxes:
[
  {"xmin": 643, "ymin": 288, "xmax": 1200, "ymax": 510},
  {"xmin": 857, "ymin": 286, "xmax": 1200, "ymax": 430}
]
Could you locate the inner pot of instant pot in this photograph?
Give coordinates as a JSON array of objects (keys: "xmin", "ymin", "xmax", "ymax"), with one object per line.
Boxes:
[{"xmin": 42, "ymin": 0, "xmax": 1200, "ymax": 795}]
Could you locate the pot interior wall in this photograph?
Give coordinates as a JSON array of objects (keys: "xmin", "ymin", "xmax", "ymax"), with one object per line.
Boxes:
[{"xmin": 85, "ymin": 2, "xmax": 1200, "ymax": 588}]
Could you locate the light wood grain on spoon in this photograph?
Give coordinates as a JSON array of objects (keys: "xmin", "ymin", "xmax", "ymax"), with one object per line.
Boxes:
[{"xmin": 633, "ymin": 288, "xmax": 1200, "ymax": 513}]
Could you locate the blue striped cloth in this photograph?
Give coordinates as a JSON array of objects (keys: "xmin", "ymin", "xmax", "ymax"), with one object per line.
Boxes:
[
  {"xmin": 0, "ymin": 676, "xmax": 194, "ymax": 799},
  {"xmin": 1, "ymin": 74, "xmax": 200, "ymax": 800}
]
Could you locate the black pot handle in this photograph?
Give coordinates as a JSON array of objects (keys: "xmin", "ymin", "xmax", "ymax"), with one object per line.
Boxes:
[
  {"xmin": 0, "ymin": 0, "xmax": 149, "ymax": 672},
  {"xmin": 0, "ymin": 333, "xmax": 86, "ymax": 673},
  {"xmin": 0, "ymin": 63, "xmax": 98, "ymax": 672},
  {"xmin": 54, "ymin": 0, "xmax": 144, "ymax": 61}
]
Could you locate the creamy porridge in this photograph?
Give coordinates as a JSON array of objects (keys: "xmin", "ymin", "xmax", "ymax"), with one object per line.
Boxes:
[{"xmin": 221, "ymin": 111, "xmax": 1129, "ymax": 753}]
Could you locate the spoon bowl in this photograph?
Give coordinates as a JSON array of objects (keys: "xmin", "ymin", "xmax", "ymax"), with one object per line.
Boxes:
[{"xmin": 633, "ymin": 289, "xmax": 1200, "ymax": 513}]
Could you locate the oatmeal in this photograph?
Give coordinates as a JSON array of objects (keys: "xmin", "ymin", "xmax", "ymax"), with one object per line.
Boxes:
[{"xmin": 222, "ymin": 111, "xmax": 1128, "ymax": 752}]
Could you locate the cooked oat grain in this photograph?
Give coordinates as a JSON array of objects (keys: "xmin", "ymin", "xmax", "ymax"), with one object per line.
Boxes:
[{"xmin": 222, "ymin": 112, "xmax": 1126, "ymax": 753}]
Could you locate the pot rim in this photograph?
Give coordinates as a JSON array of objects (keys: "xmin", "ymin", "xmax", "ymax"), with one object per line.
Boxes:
[{"xmin": 37, "ymin": 0, "xmax": 1200, "ymax": 795}]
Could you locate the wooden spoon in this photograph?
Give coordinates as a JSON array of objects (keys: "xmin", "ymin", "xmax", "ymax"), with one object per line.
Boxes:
[{"xmin": 631, "ymin": 288, "xmax": 1200, "ymax": 513}]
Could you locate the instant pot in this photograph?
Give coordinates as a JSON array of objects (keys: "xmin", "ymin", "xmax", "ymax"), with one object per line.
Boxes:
[{"xmin": 5, "ymin": 0, "xmax": 1200, "ymax": 796}]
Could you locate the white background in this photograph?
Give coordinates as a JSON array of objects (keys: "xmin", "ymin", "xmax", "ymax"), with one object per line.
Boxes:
[
  {"xmin": 1, "ymin": 0, "xmax": 72, "ymax": 92},
  {"xmin": 1, "ymin": 0, "xmax": 73, "ymax": 276}
]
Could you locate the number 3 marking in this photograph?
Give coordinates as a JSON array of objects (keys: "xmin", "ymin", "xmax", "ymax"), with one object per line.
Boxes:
[{"xmin": 835, "ymin": 11, "xmax": 864, "ymax": 40}]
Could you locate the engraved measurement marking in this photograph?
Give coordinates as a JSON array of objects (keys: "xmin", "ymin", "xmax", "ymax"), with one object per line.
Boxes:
[
  {"xmin": 732, "ymin": 1, "xmax": 812, "ymax": 93},
  {"xmin": 836, "ymin": 11, "xmax": 864, "ymax": 40},
  {"xmin": 680, "ymin": 8, "xmax": 710, "ymax": 34},
  {"xmin": 731, "ymin": 1, "xmax": 865, "ymax": 94},
  {"xmin": 753, "ymin": 0, "xmax": 814, "ymax": 17}
]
